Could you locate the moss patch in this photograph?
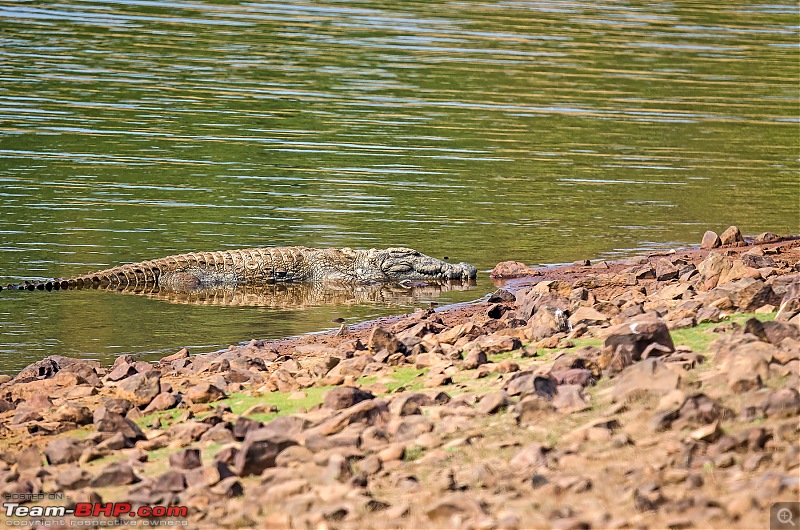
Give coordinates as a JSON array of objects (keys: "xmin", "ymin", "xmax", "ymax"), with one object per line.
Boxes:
[
  {"xmin": 221, "ymin": 386, "xmax": 331, "ymax": 422},
  {"xmin": 670, "ymin": 311, "xmax": 777, "ymax": 353},
  {"xmin": 358, "ymin": 366, "xmax": 428, "ymax": 394}
]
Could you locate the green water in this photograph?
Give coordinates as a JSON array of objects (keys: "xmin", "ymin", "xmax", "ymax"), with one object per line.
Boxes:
[{"xmin": 0, "ymin": 0, "xmax": 797, "ymax": 374}]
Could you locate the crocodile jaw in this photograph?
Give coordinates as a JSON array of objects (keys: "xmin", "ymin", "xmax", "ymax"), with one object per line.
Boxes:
[{"xmin": 376, "ymin": 248, "xmax": 477, "ymax": 282}]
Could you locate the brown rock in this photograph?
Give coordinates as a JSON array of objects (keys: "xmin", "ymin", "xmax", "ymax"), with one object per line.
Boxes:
[
  {"xmin": 390, "ymin": 393, "xmax": 433, "ymax": 416},
  {"xmin": 152, "ymin": 470, "xmax": 187, "ymax": 493},
  {"xmin": 727, "ymin": 353, "xmax": 767, "ymax": 392},
  {"xmin": 48, "ymin": 403, "xmax": 92, "ymax": 425},
  {"xmin": 490, "ymin": 261, "xmax": 540, "ymax": 279},
  {"xmin": 426, "ymin": 493, "xmax": 487, "ymax": 524},
  {"xmin": 15, "ymin": 446, "xmax": 44, "ymax": 470},
  {"xmin": 214, "ymin": 445, "xmax": 239, "ymax": 466},
  {"xmin": 697, "ymin": 253, "xmax": 730, "ymax": 290},
  {"xmin": 368, "ymin": 326, "xmax": 406, "ymax": 355},
  {"xmin": 316, "ymin": 399, "xmax": 391, "ymax": 437},
  {"xmin": 200, "ymin": 423, "xmax": 235, "ymax": 444},
  {"xmin": 169, "ymin": 448, "xmax": 202, "ymax": 470},
  {"xmin": 234, "ymin": 431, "xmax": 298, "ymax": 477},
  {"xmin": 496, "ymin": 360, "xmax": 521, "ymax": 374},
  {"xmin": 762, "ymin": 320, "xmax": 800, "ymax": 345},
  {"xmin": 697, "ymin": 306, "xmax": 721, "ymax": 324},
  {"xmin": 93, "ymin": 409, "xmax": 146, "ymax": 444},
  {"xmin": 160, "ymin": 348, "xmax": 189, "ymax": 364},
  {"xmin": 623, "ymin": 264, "xmax": 655, "ymax": 281},
  {"xmin": 12, "ymin": 406, "xmax": 43, "ymax": 425},
  {"xmin": 466, "ymin": 334, "xmax": 522, "ymax": 356},
  {"xmin": 414, "ymin": 352, "xmax": 447, "ymax": 368},
  {"xmin": 515, "ymin": 396, "xmax": 555, "ymax": 425},
  {"xmin": 720, "ymin": 225, "xmax": 744, "ymax": 246},
  {"xmin": 503, "ymin": 371, "xmax": 557, "ymax": 400},
  {"xmin": 718, "ymin": 259, "xmax": 759, "ymax": 285},
  {"xmin": 550, "ymin": 368, "xmax": 595, "ymax": 387},
  {"xmin": 754, "ymin": 232, "xmax": 780, "ymax": 244},
  {"xmin": 515, "ymin": 288, "xmax": 570, "ymax": 321},
  {"xmin": 323, "ymin": 386, "xmax": 375, "ymax": 410},
  {"xmin": 603, "ymin": 316, "xmax": 674, "ymax": 361},
  {"xmin": 609, "ymin": 359, "xmax": 680, "ymax": 402},
  {"xmin": 488, "ymin": 288, "xmax": 516, "ymax": 303},
  {"xmin": 374, "ymin": 443, "xmax": 404, "ymax": 464},
  {"xmin": 553, "ymin": 385, "xmax": 591, "ymax": 413},
  {"xmin": 143, "ymin": 392, "xmax": 179, "ymax": 414},
  {"xmin": 55, "ymin": 466, "xmax": 93, "ymax": 490},
  {"xmin": 209, "ymin": 476, "xmax": 243, "ymax": 498},
  {"xmin": 742, "ymin": 453, "xmax": 771, "ymax": 472},
  {"xmin": 651, "ymin": 282, "xmax": 694, "ymax": 302},
  {"xmin": 105, "ymin": 361, "xmax": 137, "ymax": 382},
  {"xmin": 742, "ymin": 252, "xmax": 776, "ymax": 269},
  {"xmin": 11, "ymin": 355, "xmax": 101, "ymax": 385},
  {"xmin": 510, "ymin": 443, "xmax": 550, "ymax": 469},
  {"xmin": 267, "ymin": 368, "xmax": 298, "ymax": 392},
  {"xmin": 116, "ymin": 370, "xmax": 161, "ymax": 408},
  {"xmin": 16, "ymin": 392, "xmax": 52, "ymax": 412},
  {"xmin": 358, "ymin": 455, "xmax": 382, "ymax": 475},
  {"xmin": 103, "ymin": 398, "xmax": 133, "ymax": 415},
  {"xmin": 256, "ymin": 415, "xmax": 310, "ymax": 440},
  {"xmin": 727, "ymin": 277, "xmax": 779, "ymax": 311},
  {"xmin": 186, "ymin": 381, "xmax": 226, "ymax": 404},
  {"xmin": 776, "ymin": 279, "xmax": 800, "ymax": 321},
  {"xmin": 229, "ymin": 416, "xmax": 262, "ymax": 441},
  {"xmin": 700, "ymin": 231, "xmax": 721, "ymax": 249},
  {"xmin": 89, "ymin": 462, "xmax": 140, "ymax": 487},
  {"xmin": 655, "ymin": 258, "xmax": 680, "ymax": 281},
  {"xmin": 568, "ymin": 307, "xmax": 609, "ymax": 327},
  {"xmin": 462, "ymin": 349, "xmax": 488, "ymax": 370},
  {"xmin": 633, "ymin": 484, "xmax": 665, "ymax": 512},
  {"xmin": 96, "ymin": 433, "xmax": 127, "ymax": 451},
  {"xmin": 272, "ymin": 445, "xmax": 312, "ymax": 468},
  {"xmin": 44, "ymin": 438, "xmax": 85, "ymax": 465},
  {"xmin": 391, "ymin": 415, "xmax": 434, "ymax": 442},
  {"xmin": 436, "ymin": 321, "xmax": 480, "ymax": 345},
  {"xmin": 655, "ymin": 393, "xmax": 733, "ymax": 431},
  {"xmin": 528, "ymin": 308, "xmax": 570, "ymax": 340},
  {"xmin": 760, "ymin": 389, "xmax": 800, "ymax": 418},
  {"xmin": 712, "ymin": 334, "xmax": 775, "ymax": 367},
  {"xmin": 241, "ymin": 403, "xmax": 278, "ymax": 418},
  {"xmin": 424, "ymin": 373, "xmax": 453, "ymax": 387},
  {"xmin": 476, "ymin": 391, "xmax": 509, "ymax": 415},
  {"xmin": 325, "ymin": 356, "xmax": 370, "ymax": 380}
]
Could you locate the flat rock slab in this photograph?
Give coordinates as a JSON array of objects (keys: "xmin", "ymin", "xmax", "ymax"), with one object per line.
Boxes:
[{"xmin": 608, "ymin": 359, "xmax": 681, "ymax": 403}]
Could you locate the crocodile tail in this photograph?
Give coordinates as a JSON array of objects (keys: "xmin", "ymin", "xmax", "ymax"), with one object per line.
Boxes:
[
  {"xmin": 3, "ymin": 247, "xmax": 311, "ymax": 292},
  {"xmin": 4, "ymin": 259, "xmax": 169, "ymax": 292}
]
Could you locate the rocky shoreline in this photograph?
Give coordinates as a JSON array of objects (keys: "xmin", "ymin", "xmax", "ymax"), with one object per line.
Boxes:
[{"xmin": 1, "ymin": 227, "xmax": 798, "ymax": 529}]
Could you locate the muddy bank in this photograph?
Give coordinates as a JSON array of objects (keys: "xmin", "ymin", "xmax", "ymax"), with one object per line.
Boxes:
[{"xmin": 0, "ymin": 227, "xmax": 798, "ymax": 529}]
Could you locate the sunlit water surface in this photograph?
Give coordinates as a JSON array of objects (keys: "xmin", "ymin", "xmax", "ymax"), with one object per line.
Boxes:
[{"xmin": 0, "ymin": 0, "xmax": 797, "ymax": 373}]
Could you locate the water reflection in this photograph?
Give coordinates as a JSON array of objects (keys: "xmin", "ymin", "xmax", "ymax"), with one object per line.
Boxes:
[{"xmin": 19, "ymin": 280, "xmax": 477, "ymax": 308}]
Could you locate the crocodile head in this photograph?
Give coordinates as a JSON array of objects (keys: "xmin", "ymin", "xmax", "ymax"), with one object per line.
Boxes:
[{"xmin": 372, "ymin": 247, "xmax": 477, "ymax": 282}]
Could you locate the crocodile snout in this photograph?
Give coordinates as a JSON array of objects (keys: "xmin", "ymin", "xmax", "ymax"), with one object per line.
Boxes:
[
  {"xmin": 463, "ymin": 263, "xmax": 478, "ymax": 280},
  {"xmin": 448, "ymin": 262, "xmax": 477, "ymax": 280}
]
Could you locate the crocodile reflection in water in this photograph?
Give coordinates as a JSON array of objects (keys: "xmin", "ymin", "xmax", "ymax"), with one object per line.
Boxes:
[{"xmin": 69, "ymin": 278, "xmax": 477, "ymax": 308}]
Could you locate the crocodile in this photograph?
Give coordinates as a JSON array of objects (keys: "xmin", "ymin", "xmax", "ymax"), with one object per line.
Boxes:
[{"xmin": 5, "ymin": 246, "xmax": 478, "ymax": 293}]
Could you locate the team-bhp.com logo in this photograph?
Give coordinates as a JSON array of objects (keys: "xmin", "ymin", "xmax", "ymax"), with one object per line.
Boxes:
[{"xmin": 3, "ymin": 501, "xmax": 188, "ymax": 527}]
